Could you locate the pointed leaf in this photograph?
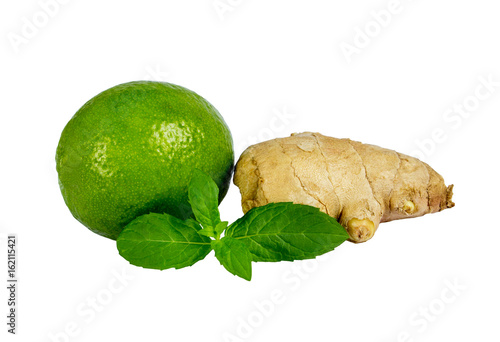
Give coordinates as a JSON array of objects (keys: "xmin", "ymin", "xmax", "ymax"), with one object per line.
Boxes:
[
  {"xmin": 212, "ymin": 236, "xmax": 252, "ymax": 281},
  {"xmin": 225, "ymin": 202, "xmax": 349, "ymax": 262},
  {"xmin": 188, "ymin": 169, "xmax": 222, "ymax": 229},
  {"xmin": 117, "ymin": 213, "xmax": 212, "ymax": 270}
]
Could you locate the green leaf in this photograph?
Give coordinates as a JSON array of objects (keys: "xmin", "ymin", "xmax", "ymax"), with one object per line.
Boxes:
[
  {"xmin": 188, "ymin": 169, "xmax": 222, "ymax": 229},
  {"xmin": 212, "ymin": 236, "xmax": 252, "ymax": 281},
  {"xmin": 197, "ymin": 226, "xmax": 216, "ymax": 238},
  {"xmin": 214, "ymin": 221, "xmax": 229, "ymax": 238},
  {"xmin": 117, "ymin": 213, "xmax": 212, "ymax": 270},
  {"xmin": 225, "ymin": 202, "xmax": 349, "ymax": 262},
  {"xmin": 196, "ymin": 221, "xmax": 228, "ymax": 240}
]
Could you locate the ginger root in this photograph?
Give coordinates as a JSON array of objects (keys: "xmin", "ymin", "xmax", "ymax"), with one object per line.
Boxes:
[{"xmin": 233, "ymin": 132, "xmax": 455, "ymax": 243}]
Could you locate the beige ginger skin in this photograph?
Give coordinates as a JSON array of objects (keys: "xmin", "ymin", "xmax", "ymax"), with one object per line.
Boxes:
[{"xmin": 233, "ymin": 132, "xmax": 455, "ymax": 243}]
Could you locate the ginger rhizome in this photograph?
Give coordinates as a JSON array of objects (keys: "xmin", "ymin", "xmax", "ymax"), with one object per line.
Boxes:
[{"xmin": 233, "ymin": 132, "xmax": 454, "ymax": 243}]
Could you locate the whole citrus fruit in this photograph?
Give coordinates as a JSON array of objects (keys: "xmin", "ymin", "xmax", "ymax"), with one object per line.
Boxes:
[{"xmin": 56, "ymin": 81, "xmax": 234, "ymax": 240}]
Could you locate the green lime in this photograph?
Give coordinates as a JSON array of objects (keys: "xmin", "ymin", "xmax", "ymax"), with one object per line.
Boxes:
[{"xmin": 56, "ymin": 81, "xmax": 234, "ymax": 240}]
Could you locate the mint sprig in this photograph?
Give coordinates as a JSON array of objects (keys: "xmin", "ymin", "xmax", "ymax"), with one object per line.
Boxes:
[{"xmin": 116, "ymin": 169, "xmax": 349, "ymax": 281}]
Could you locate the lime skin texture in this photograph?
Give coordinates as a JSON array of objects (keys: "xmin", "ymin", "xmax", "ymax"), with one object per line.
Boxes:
[{"xmin": 56, "ymin": 81, "xmax": 234, "ymax": 240}]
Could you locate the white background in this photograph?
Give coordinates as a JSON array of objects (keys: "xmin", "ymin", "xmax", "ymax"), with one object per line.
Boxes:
[{"xmin": 1, "ymin": 0, "xmax": 499, "ymax": 341}]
